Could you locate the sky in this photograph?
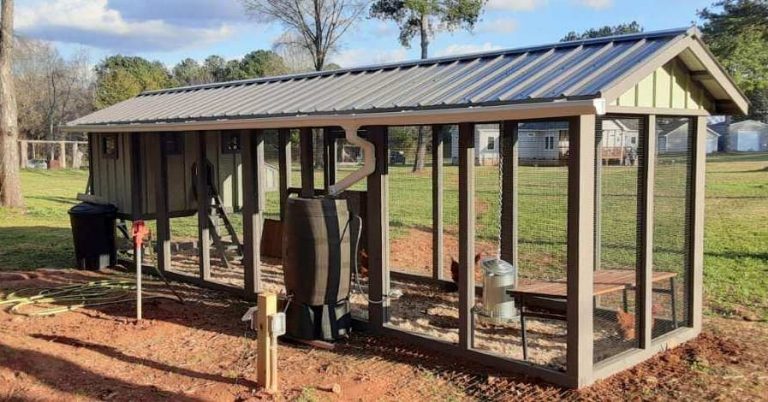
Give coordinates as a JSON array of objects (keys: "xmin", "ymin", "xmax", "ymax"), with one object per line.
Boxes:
[{"xmin": 13, "ymin": 0, "xmax": 716, "ymax": 69}]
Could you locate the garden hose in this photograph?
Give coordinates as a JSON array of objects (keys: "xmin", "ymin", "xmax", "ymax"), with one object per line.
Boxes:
[{"xmin": 0, "ymin": 279, "xmax": 169, "ymax": 317}]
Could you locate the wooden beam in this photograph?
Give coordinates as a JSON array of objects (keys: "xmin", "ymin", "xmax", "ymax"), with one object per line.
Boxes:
[
  {"xmin": 458, "ymin": 122, "xmax": 476, "ymax": 350},
  {"xmin": 638, "ymin": 115, "xmax": 656, "ymax": 348},
  {"xmin": 278, "ymin": 128, "xmax": 291, "ymax": 220},
  {"xmin": 690, "ymin": 116, "xmax": 707, "ymax": 332},
  {"xmin": 154, "ymin": 133, "xmax": 171, "ymax": 274},
  {"xmin": 500, "ymin": 121, "xmax": 518, "ymax": 265},
  {"xmin": 242, "ymin": 129, "xmax": 264, "ymax": 296},
  {"xmin": 196, "ymin": 131, "xmax": 211, "ymax": 280},
  {"xmin": 431, "ymin": 125, "xmax": 444, "ymax": 280},
  {"xmin": 566, "ymin": 115, "xmax": 596, "ymax": 387},
  {"xmin": 256, "ymin": 293, "xmax": 278, "ymax": 392},
  {"xmin": 324, "ymin": 127, "xmax": 337, "ymax": 189},
  {"xmin": 299, "ymin": 127, "xmax": 314, "ymax": 197},
  {"xmin": 130, "ymin": 135, "xmax": 143, "ymax": 220},
  {"xmin": 366, "ymin": 126, "xmax": 389, "ymax": 331}
]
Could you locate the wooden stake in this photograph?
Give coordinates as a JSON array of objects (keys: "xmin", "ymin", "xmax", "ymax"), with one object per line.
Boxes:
[{"xmin": 256, "ymin": 293, "xmax": 278, "ymax": 392}]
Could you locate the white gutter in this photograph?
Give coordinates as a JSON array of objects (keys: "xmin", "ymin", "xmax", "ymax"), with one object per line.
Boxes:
[
  {"xmin": 327, "ymin": 124, "xmax": 373, "ymax": 197},
  {"xmin": 61, "ymin": 99, "xmax": 606, "ymax": 133}
]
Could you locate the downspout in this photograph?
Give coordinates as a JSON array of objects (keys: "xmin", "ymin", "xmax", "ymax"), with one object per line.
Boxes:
[{"xmin": 327, "ymin": 124, "xmax": 374, "ymax": 197}]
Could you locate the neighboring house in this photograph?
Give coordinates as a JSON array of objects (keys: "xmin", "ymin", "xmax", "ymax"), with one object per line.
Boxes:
[
  {"xmin": 658, "ymin": 119, "xmax": 720, "ymax": 154},
  {"xmin": 710, "ymin": 119, "xmax": 768, "ymax": 152}
]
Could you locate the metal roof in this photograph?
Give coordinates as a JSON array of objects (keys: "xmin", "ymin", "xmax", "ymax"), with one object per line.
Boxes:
[{"xmin": 66, "ymin": 27, "xmax": 729, "ymax": 130}]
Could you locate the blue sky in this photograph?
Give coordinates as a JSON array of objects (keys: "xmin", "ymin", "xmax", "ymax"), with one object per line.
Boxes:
[{"xmin": 15, "ymin": 0, "xmax": 715, "ymax": 69}]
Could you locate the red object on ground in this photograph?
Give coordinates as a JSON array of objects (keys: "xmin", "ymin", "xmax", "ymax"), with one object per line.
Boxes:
[{"xmin": 132, "ymin": 220, "xmax": 149, "ymax": 247}]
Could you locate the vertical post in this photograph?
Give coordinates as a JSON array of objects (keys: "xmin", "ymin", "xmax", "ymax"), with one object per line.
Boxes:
[
  {"xmin": 19, "ymin": 140, "xmax": 27, "ymax": 169},
  {"xmin": 689, "ymin": 116, "xmax": 707, "ymax": 332},
  {"xmin": 154, "ymin": 133, "xmax": 171, "ymax": 274},
  {"xmin": 366, "ymin": 126, "xmax": 389, "ymax": 330},
  {"xmin": 278, "ymin": 128, "xmax": 291, "ymax": 220},
  {"xmin": 566, "ymin": 114, "xmax": 596, "ymax": 387},
  {"xmin": 299, "ymin": 127, "xmax": 314, "ymax": 197},
  {"xmin": 197, "ymin": 131, "xmax": 211, "ymax": 280},
  {"xmin": 71, "ymin": 142, "xmax": 80, "ymax": 169},
  {"xmin": 638, "ymin": 115, "xmax": 656, "ymax": 348},
  {"xmin": 324, "ymin": 127, "xmax": 337, "ymax": 189},
  {"xmin": 59, "ymin": 141, "xmax": 66, "ymax": 168},
  {"xmin": 242, "ymin": 130, "xmax": 264, "ymax": 297},
  {"xmin": 431, "ymin": 125, "xmax": 444, "ymax": 280},
  {"xmin": 500, "ymin": 121, "xmax": 519, "ymax": 265},
  {"xmin": 458, "ymin": 122, "xmax": 475, "ymax": 350},
  {"xmin": 256, "ymin": 293, "xmax": 278, "ymax": 392}
]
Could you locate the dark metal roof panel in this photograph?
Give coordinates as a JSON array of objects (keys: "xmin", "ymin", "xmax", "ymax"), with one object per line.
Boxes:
[{"xmin": 68, "ymin": 28, "xmax": 691, "ymax": 127}]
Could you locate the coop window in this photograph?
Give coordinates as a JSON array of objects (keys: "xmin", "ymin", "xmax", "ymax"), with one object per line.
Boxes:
[
  {"xmin": 162, "ymin": 133, "xmax": 183, "ymax": 155},
  {"xmin": 102, "ymin": 135, "xmax": 118, "ymax": 159},
  {"xmin": 222, "ymin": 132, "xmax": 241, "ymax": 154},
  {"xmin": 487, "ymin": 136, "xmax": 495, "ymax": 150}
]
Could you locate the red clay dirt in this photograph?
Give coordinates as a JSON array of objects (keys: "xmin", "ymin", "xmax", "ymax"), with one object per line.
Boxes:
[{"xmin": 1, "ymin": 268, "xmax": 767, "ymax": 401}]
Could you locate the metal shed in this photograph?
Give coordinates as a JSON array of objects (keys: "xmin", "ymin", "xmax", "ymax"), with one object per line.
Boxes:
[{"xmin": 63, "ymin": 27, "xmax": 748, "ymax": 388}]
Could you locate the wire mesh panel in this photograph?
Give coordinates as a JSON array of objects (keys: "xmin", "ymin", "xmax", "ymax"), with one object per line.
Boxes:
[
  {"xmin": 652, "ymin": 117, "xmax": 694, "ymax": 338},
  {"xmin": 262, "ymin": 130, "xmax": 281, "ymax": 220},
  {"xmin": 593, "ymin": 117, "xmax": 643, "ymax": 363}
]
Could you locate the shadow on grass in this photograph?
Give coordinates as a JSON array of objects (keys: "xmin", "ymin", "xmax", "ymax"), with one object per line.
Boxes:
[{"xmin": 0, "ymin": 226, "xmax": 73, "ymax": 270}]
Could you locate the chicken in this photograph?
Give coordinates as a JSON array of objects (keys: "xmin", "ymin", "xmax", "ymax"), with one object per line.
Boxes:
[
  {"xmin": 616, "ymin": 304, "xmax": 664, "ymax": 341},
  {"xmin": 357, "ymin": 249, "xmax": 369, "ymax": 279},
  {"xmin": 448, "ymin": 253, "xmax": 482, "ymax": 292}
]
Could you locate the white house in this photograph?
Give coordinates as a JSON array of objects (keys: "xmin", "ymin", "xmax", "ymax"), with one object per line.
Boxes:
[
  {"xmin": 710, "ymin": 119, "xmax": 768, "ymax": 152},
  {"xmin": 658, "ymin": 119, "xmax": 720, "ymax": 154}
]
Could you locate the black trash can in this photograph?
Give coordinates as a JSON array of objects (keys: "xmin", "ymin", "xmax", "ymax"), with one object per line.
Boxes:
[{"xmin": 68, "ymin": 202, "xmax": 118, "ymax": 270}]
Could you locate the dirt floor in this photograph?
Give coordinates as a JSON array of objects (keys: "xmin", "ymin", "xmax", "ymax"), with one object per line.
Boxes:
[{"xmin": 1, "ymin": 269, "xmax": 767, "ymax": 402}]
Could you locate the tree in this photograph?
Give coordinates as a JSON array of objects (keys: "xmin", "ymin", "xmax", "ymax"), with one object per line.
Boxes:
[
  {"xmin": 370, "ymin": 0, "xmax": 486, "ymax": 171},
  {"xmin": 203, "ymin": 55, "xmax": 228, "ymax": 82},
  {"xmin": 172, "ymin": 58, "xmax": 210, "ymax": 86},
  {"xmin": 699, "ymin": 0, "xmax": 768, "ymax": 122},
  {"xmin": 241, "ymin": 0, "xmax": 367, "ymax": 71},
  {"xmin": 560, "ymin": 21, "xmax": 643, "ymax": 42},
  {"xmin": 94, "ymin": 55, "xmax": 173, "ymax": 109},
  {"xmin": 0, "ymin": 0, "xmax": 23, "ymax": 207}
]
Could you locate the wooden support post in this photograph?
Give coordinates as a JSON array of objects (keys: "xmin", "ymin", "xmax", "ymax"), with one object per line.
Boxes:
[
  {"xmin": 690, "ymin": 116, "xmax": 707, "ymax": 332},
  {"xmin": 242, "ymin": 130, "xmax": 264, "ymax": 297},
  {"xmin": 154, "ymin": 133, "xmax": 171, "ymax": 274},
  {"xmin": 500, "ymin": 121, "xmax": 518, "ymax": 265},
  {"xmin": 638, "ymin": 115, "xmax": 656, "ymax": 348},
  {"xmin": 59, "ymin": 141, "xmax": 66, "ymax": 168},
  {"xmin": 256, "ymin": 293, "xmax": 278, "ymax": 392},
  {"xmin": 366, "ymin": 126, "xmax": 389, "ymax": 330},
  {"xmin": 458, "ymin": 122, "xmax": 475, "ymax": 350},
  {"xmin": 299, "ymin": 127, "xmax": 314, "ymax": 198},
  {"xmin": 566, "ymin": 115, "xmax": 596, "ymax": 387},
  {"xmin": 196, "ymin": 131, "xmax": 211, "ymax": 280},
  {"xmin": 431, "ymin": 125, "xmax": 444, "ymax": 280},
  {"xmin": 71, "ymin": 142, "xmax": 80, "ymax": 169},
  {"xmin": 324, "ymin": 127, "xmax": 337, "ymax": 189},
  {"xmin": 19, "ymin": 140, "xmax": 27, "ymax": 169},
  {"xmin": 278, "ymin": 128, "xmax": 291, "ymax": 220}
]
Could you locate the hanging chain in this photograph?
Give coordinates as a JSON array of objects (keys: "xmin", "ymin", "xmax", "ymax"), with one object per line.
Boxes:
[{"xmin": 496, "ymin": 125, "xmax": 504, "ymax": 259}]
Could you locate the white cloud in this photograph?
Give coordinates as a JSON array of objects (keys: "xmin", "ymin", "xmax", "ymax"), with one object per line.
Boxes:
[
  {"xmin": 330, "ymin": 48, "xmax": 409, "ymax": 68},
  {"xmin": 15, "ymin": 0, "xmax": 235, "ymax": 52},
  {"xmin": 574, "ymin": 0, "xmax": 613, "ymax": 10},
  {"xmin": 480, "ymin": 18, "xmax": 519, "ymax": 34},
  {"xmin": 436, "ymin": 43, "xmax": 503, "ymax": 57},
  {"xmin": 487, "ymin": 0, "xmax": 549, "ymax": 11}
]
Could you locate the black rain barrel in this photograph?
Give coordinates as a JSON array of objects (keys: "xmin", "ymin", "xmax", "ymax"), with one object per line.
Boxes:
[
  {"xmin": 282, "ymin": 197, "xmax": 353, "ymax": 341},
  {"xmin": 68, "ymin": 202, "xmax": 117, "ymax": 270}
]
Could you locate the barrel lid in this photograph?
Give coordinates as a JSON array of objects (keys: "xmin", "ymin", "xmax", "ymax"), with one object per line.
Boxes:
[
  {"xmin": 481, "ymin": 258, "xmax": 515, "ymax": 275},
  {"xmin": 68, "ymin": 202, "xmax": 117, "ymax": 215}
]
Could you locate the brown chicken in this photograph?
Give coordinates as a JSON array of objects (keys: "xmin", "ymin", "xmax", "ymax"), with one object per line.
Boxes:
[
  {"xmin": 616, "ymin": 304, "xmax": 663, "ymax": 340},
  {"xmin": 447, "ymin": 253, "xmax": 482, "ymax": 292},
  {"xmin": 357, "ymin": 249, "xmax": 369, "ymax": 279}
]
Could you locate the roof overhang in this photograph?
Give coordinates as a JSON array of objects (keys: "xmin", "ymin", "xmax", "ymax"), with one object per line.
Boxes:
[
  {"xmin": 600, "ymin": 28, "xmax": 749, "ymax": 116},
  {"xmin": 62, "ymin": 98, "xmax": 606, "ymax": 133}
]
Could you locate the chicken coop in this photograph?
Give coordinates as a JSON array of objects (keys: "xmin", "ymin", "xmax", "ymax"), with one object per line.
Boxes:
[{"xmin": 64, "ymin": 28, "xmax": 748, "ymax": 388}]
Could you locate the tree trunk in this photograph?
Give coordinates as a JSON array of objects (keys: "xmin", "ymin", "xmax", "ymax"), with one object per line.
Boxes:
[
  {"xmin": 0, "ymin": 0, "xmax": 23, "ymax": 208},
  {"xmin": 412, "ymin": 14, "xmax": 429, "ymax": 172}
]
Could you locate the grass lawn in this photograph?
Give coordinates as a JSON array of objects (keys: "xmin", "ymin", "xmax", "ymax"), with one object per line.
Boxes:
[{"xmin": 1, "ymin": 153, "xmax": 766, "ymax": 319}]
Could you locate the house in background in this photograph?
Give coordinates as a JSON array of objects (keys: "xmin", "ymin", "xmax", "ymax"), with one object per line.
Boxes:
[
  {"xmin": 658, "ymin": 118, "xmax": 720, "ymax": 154},
  {"xmin": 710, "ymin": 119, "xmax": 768, "ymax": 152}
]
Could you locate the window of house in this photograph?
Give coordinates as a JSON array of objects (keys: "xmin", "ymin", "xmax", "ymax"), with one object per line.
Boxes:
[
  {"xmin": 487, "ymin": 136, "xmax": 495, "ymax": 150},
  {"xmin": 545, "ymin": 136, "xmax": 554, "ymax": 150},
  {"xmin": 222, "ymin": 132, "xmax": 241, "ymax": 154},
  {"xmin": 102, "ymin": 135, "xmax": 118, "ymax": 159}
]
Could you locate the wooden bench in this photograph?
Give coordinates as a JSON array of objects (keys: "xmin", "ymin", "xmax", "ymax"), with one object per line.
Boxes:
[{"xmin": 506, "ymin": 269, "xmax": 678, "ymax": 360}]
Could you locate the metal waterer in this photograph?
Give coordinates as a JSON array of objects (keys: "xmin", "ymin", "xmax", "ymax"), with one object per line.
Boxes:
[{"xmin": 476, "ymin": 258, "xmax": 519, "ymax": 324}]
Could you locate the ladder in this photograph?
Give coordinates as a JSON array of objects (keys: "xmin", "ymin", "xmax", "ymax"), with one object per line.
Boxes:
[{"xmin": 206, "ymin": 190, "xmax": 244, "ymax": 270}]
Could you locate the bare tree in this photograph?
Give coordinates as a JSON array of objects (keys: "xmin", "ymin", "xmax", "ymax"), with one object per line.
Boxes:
[
  {"xmin": 242, "ymin": 0, "xmax": 367, "ymax": 71},
  {"xmin": 0, "ymin": 0, "xmax": 22, "ymax": 208}
]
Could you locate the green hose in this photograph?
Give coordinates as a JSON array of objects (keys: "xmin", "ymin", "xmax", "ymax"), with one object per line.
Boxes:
[{"xmin": 0, "ymin": 279, "xmax": 166, "ymax": 317}]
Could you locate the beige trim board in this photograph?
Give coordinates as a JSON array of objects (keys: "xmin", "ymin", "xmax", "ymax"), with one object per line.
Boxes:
[
  {"xmin": 605, "ymin": 105, "xmax": 709, "ymax": 116},
  {"xmin": 62, "ymin": 99, "xmax": 606, "ymax": 133}
]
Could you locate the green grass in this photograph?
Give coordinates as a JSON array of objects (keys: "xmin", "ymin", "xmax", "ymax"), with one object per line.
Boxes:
[{"xmin": 1, "ymin": 153, "xmax": 766, "ymax": 319}]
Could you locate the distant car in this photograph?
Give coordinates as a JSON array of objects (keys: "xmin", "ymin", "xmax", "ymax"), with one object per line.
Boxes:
[
  {"xmin": 26, "ymin": 159, "xmax": 48, "ymax": 169},
  {"xmin": 389, "ymin": 150, "xmax": 406, "ymax": 165}
]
